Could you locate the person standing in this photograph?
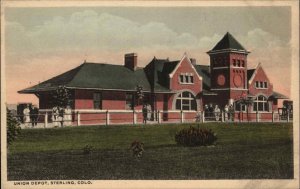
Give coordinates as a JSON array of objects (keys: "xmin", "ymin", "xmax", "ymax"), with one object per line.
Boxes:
[
  {"xmin": 214, "ymin": 105, "xmax": 221, "ymax": 121},
  {"xmin": 52, "ymin": 106, "xmax": 59, "ymax": 127},
  {"xmin": 208, "ymin": 104, "xmax": 214, "ymax": 120},
  {"xmin": 30, "ymin": 105, "xmax": 39, "ymax": 127},
  {"xmin": 204, "ymin": 104, "xmax": 209, "ymax": 119},
  {"xmin": 224, "ymin": 104, "xmax": 229, "ymax": 121},
  {"xmin": 142, "ymin": 104, "xmax": 147, "ymax": 124},
  {"xmin": 147, "ymin": 104, "xmax": 152, "ymax": 121},
  {"xmin": 64, "ymin": 105, "xmax": 72, "ymax": 126},
  {"xmin": 229, "ymin": 105, "xmax": 234, "ymax": 122},
  {"xmin": 58, "ymin": 107, "xmax": 64, "ymax": 127},
  {"xmin": 23, "ymin": 105, "xmax": 30, "ymax": 127}
]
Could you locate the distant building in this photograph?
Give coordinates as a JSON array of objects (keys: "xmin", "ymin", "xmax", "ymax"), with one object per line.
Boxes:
[{"xmin": 19, "ymin": 32, "xmax": 288, "ymax": 121}]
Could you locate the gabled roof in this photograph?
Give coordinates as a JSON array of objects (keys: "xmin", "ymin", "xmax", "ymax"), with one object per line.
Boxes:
[
  {"xmin": 211, "ymin": 32, "xmax": 246, "ymax": 51},
  {"xmin": 19, "ymin": 62, "xmax": 155, "ymax": 93},
  {"xmin": 144, "ymin": 58, "xmax": 179, "ymax": 91},
  {"xmin": 194, "ymin": 65, "xmax": 210, "ymax": 90},
  {"xmin": 247, "ymin": 69, "xmax": 255, "ymax": 81}
]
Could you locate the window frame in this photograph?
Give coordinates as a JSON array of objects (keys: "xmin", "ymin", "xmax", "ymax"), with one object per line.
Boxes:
[
  {"xmin": 253, "ymin": 95, "xmax": 269, "ymax": 112},
  {"xmin": 93, "ymin": 92, "xmax": 102, "ymax": 109},
  {"xmin": 125, "ymin": 93, "xmax": 134, "ymax": 110},
  {"xmin": 179, "ymin": 73, "xmax": 194, "ymax": 84},
  {"xmin": 175, "ymin": 91, "xmax": 197, "ymax": 111}
]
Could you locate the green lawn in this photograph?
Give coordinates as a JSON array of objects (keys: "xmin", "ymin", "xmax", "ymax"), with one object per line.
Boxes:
[{"xmin": 7, "ymin": 123, "xmax": 293, "ymax": 180}]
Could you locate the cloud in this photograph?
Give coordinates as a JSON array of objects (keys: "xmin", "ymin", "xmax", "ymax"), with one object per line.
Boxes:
[
  {"xmin": 5, "ymin": 10, "xmax": 292, "ymax": 103},
  {"xmin": 5, "ymin": 10, "xmax": 200, "ymax": 57}
]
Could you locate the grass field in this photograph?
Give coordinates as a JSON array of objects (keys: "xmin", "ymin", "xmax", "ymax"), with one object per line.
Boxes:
[{"xmin": 7, "ymin": 122, "xmax": 293, "ymax": 180}]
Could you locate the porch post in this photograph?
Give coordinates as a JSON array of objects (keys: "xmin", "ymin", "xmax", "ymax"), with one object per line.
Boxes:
[
  {"xmin": 272, "ymin": 111, "xmax": 274, "ymax": 122},
  {"xmin": 133, "ymin": 110, "xmax": 137, "ymax": 125},
  {"xmin": 106, "ymin": 110, "xmax": 110, "ymax": 125},
  {"xmin": 77, "ymin": 111, "xmax": 80, "ymax": 126},
  {"xmin": 221, "ymin": 111, "xmax": 224, "ymax": 122},
  {"xmin": 202, "ymin": 111, "xmax": 205, "ymax": 123},
  {"xmin": 44, "ymin": 112, "xmax": 48, "ymax": 128},
  {"xmin": 157, "ymin": 110, "xmax": 161, "ymax": 124},
  {"xmin": 287, "ymin": 111, "xmax": 290, "ymax": 122}
]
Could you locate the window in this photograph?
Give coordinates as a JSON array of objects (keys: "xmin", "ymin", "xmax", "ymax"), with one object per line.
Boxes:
[
  {"xmin": 255, "ymin": 81, "xmax": 268, "ymax": 89},
  {"xmin": 93, "ymin": 93, "xmax": 102, "ymax": 109},
  {"xmin": 180, "ymin": 75, "xmax": 184, "ymax": 83},
  {"xmin": 125, "ymin": 93, "xmax": 134, "ymax": 110},
  {"xmin": 253, "ymin": 95, "xmax": 268, "ymax": 112},
  {"xmin": 179, "ymin": 74, "xmax": 194, "ymax": 84},
  {"xmin": 233, "ymin": 59, "xmax": 236, "ymax": 66},
  {"xmin": 235, "ymin": 102, "xmax": 246, "ymax": 112},
  {"xmin": 185, "ymin": 75, "xmax": 189, "ymax": 83},
  {"xmin": 255, "ymin": 81, "xmax": 259, "ymax": 88},
  {"xmin": 237, "ymin": 60, "xmax": 241, "ymax": 67},
  {"xmin": 175, "ymin": 91, "xmax": 197, "ymax": 111},
  {"xmin": 241, "ymin": 60, "xmax": 245, "ymax": 67}
]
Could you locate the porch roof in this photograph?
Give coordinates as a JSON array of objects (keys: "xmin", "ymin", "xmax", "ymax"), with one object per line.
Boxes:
[{"xmin": 269, "ymin": 91, "xmax": 289, "ymax": 100}]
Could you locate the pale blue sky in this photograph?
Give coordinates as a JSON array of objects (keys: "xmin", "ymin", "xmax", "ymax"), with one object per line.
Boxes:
[{"xmin": 5, "ymin": 6, "xmax": 292, "ymax": 103}]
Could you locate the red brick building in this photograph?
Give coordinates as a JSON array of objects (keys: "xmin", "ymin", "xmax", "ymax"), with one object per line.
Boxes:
[{"xmin": 19, "ymin": 32, "xmax": 287, "ymax": 122}]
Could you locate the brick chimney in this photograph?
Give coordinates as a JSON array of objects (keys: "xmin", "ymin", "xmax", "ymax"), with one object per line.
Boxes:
[
  {"xmin": 190, "ymin": 58, "xmax": 197, "ymax": 65},
  {"xmin": 124, "ymin": 53, "xmax": 138, "ymax": 71}
]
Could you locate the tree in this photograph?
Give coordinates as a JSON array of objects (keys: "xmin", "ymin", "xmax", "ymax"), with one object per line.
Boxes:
[
  {"xmin": 7, "ymin": 108, "xmax": 21, "ymax": 146},
  {"xmin": 136, "ymin": 85, "xmax": 144, "ymax": 100},
  {"xmin": 136, "ymin": 85, "xmax": 144, "ymax": 106},
  {"xmin": 51, "ymin": 85, "xmax": 72, "ymax": 108}
]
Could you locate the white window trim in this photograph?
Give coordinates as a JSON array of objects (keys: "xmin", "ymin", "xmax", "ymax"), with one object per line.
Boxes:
[
  {"xmin": 175, "ymin": 92, "xmax": 197, "ymax": 111},
  {"xmin": 252, "ymin": 95, "xmax": 269, "ymax": 112}
]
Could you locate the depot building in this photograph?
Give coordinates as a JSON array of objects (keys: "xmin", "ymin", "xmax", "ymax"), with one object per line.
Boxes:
[{"xmin": 19, "ymin": 32, "xmax": 288, "ymax": 122}]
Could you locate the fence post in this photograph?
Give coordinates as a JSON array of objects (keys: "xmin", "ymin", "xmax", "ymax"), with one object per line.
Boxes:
[
  {"xmin": 287, "ymin": 111, "xmax": 290, "ymax": 122},
  {"xmin": 44, "ymin": 112, "xmax": 48, "ymax": 128},
  {"xmin": 202, "ymin": 111, "xmax": 205, "ymax": 123},
  {"xmin": 106, "ymin": 110, "xmax": 110, "ymax": 126},
  {"xmin": 272, "ymin": 111, "xmax": 274, "ymax": 123},
  {"xmin": 133, "ymin": 110, "xmax": 137, "ymax": 125},
  {"xmin": 221, "ymin": 111, "xmax": 224, "ymax": 122},
  {"xmin": 180, "ymin": 111, "xmax": 184, "ymax": 123},
  {"xmin": 158, "ymin": 110, "xmax": 161, "ymax": 124},
  {"xmin": 77, "ymin": 111, "xmax": 80, "ymax": 126},
  {"xmin": 256, "ymin": 111, "xmax": 259, "ymax": 122}
]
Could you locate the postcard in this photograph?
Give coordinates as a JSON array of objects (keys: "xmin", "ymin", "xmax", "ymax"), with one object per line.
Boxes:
[{"xmin": 1, "ymin": 1, "xmax": 299, "ymax": 189}]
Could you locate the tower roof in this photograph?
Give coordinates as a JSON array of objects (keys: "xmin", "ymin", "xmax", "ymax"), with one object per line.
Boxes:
[{"xmin": 211, "ymin": 32, "xmax": 246, "ymax": 51}]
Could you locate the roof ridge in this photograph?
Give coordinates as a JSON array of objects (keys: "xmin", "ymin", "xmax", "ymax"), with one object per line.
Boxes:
[{"xmin": 42, "ymin": 63, "xmax": 84, "ymax": 85}]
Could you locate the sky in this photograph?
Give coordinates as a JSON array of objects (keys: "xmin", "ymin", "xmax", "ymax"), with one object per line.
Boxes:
[{"xmin": 4, "ymin": 6, "xmax": 292, "ymax": 105}]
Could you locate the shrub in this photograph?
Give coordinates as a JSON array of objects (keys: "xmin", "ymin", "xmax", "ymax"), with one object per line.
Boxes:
[
  {"xmin": 130, "ymin": 140, "xmax": 144, "ymax": 158},
  {"xmin": 175, "ymin": 126, "xmax": 217, "ymax": 146},
  {"xmin": 83, "ymin": 145, "xmax": 94, "ymax": 154},
  {"xmin": 7, "ymin": 108, "xmax": 21, "ymax": 146}
]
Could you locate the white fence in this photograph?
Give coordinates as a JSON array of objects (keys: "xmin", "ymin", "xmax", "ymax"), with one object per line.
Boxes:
[{"xmin": 15, "ymin": 109, "xmax": 293, "ymax": 128}]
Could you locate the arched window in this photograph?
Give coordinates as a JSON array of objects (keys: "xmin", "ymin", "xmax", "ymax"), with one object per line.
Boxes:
[
  {"xmin": 175, "ymin": 91, "xmax": 197, "ymax": 111},
  {"xmin": 253, "ymin": 95, "xmax": 268, "ymax": 112}
]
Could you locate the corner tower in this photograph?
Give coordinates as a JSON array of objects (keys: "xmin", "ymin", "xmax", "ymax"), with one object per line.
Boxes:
[{"xmin": 207, "ymin": 32, "xmax": 250, "ymax": 106}]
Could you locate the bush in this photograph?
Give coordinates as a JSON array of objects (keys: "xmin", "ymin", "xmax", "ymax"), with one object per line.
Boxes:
[
  {"xmin": 7, "ymin": 108, "xmax": 21, "ymax": 146},
  {"xmin": 175, "ymin": 126, "xmax": 217, "ymax": 146},
  {"xmin": 130, "ymin": 140, "xmax": 144, "ymax": 158},
  {"xmin": 83, "ymin": 145, "xmax": 94, "ymax": 154}
]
